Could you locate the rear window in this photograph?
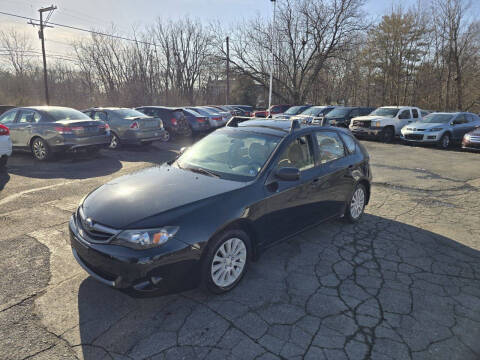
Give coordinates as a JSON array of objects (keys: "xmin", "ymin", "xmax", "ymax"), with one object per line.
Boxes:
[
  {"xmin": 44, "ymin": 108, "xmax": 91, "ymax": 121},
  {"xmin": 113, "ymin": 109, "xmax": 147, "ymax": 118}
]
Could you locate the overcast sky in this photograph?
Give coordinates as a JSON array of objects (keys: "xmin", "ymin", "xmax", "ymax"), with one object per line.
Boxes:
[{"xmin": 0, "ymin": 0, "xmax": 475, "ymax": 59}]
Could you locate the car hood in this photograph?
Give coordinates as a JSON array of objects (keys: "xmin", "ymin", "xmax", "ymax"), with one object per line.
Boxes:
[
  {"xmin": 467, "ymin": 128, "xmax": 480, "ymax": 136},
  {"xmin": 352, "ymin": 115, "xmax": 388, "ymax": 122},
  {"xmin": 81, "ymin": 164, "xmax": 248, "ymax": 229}
]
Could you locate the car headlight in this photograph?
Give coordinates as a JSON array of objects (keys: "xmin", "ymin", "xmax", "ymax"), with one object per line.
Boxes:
[
  {"xmin": 428, "ymin": 128, "xmax": 443, "ymax": 132},
  {"xmin": 114, "ymin": 226, "xmax": 179, "ymax": 249},
  {"xmin": 464, "ymin": 134, "xmax": 471, "ymax": 140}
]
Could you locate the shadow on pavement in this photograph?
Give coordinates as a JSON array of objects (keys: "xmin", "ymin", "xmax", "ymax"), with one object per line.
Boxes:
[
  {"xmin": 76, "ymin": 214, "xmax": 480, "ymax": 359},
  {"xmin": 0, "ymin": 167, "xmax": 10, "ymax": 191}
]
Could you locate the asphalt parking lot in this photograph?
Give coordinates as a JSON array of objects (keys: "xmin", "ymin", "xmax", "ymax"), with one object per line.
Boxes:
[{"xmin": 1, "ymin": 139, "xmax": 480, "ymax": 360}]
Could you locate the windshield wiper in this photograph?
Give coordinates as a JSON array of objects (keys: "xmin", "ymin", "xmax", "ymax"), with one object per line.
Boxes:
[{"xmin": 185, "ymin": 166, "xmax": 220, "ymax": 178}]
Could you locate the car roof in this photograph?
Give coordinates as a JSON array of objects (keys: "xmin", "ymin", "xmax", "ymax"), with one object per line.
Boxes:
[{"xmin": 236, "ymin": 119, "xmax": 351, "ymax": 137}]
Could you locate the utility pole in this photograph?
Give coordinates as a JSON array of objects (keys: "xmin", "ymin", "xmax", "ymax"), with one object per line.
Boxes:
[
  {"xmin": 38, "ymin": 5, "xmax": 57, "ymax": 105},
  {"xmin": 268, "ymin": 0, "xmax": 277, "ymax": 110},
  {"xmin": 226, "ymin": 36, "xmax": 230, "ymax": 105}
]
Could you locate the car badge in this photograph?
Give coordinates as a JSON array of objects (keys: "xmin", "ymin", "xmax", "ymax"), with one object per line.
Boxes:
[{"xmin": 84, "ymin": 217, "xmax": 94, "ymax": 230}]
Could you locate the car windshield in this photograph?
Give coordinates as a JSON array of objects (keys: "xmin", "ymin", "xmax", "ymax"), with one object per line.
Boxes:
[
  {"xmin": 284, "ymin": 106, "xmax": 307, "ymax": 115},
  {"xmin": 421, "ymin": 114, "xmax": 453, "ymax": 124},
  {"xmin": 300, "ymin": 107, "xmax": 325, "ymax": 116},
  {"xmin": 176, "ymin": 129, "xmax": 281, "ymax": 181},
  {"xmin": 325, "ymin": 108, "xmax": 351, "ymax": 118},
  {"xmin": 44, "ymin": 108, "xmax": 91, "ymax": 121},
  {"xmin": 114, "ymin": 109, "xmax": 148, "ymax": 118},
  {"xmin": 200, "ymin": 107, "xmax": 220, "ymax": 115},
  {"xmin": 370, "ymin": 108, "xmax": 399, "ymax": 118}
]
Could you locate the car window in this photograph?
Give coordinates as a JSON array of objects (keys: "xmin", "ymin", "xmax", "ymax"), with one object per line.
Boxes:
[
  {"xmin": 349, "ymin": 109, "xmax": 361, "ymax": 117},
  {"xmin": 177, "ymin": 129, "xmax": 281, "ymax": 181},
  {"xmin": 93, "ymin": 111, "xmax": 107, "ymax": 121},
  {"xmin": 339, "ymin": 132, "xmax": 357, "ymax": 154},
  {"xmin": 0, "ymin": 110, "xmax": 17, "ymax": 124},
  {"xmin": 465, "ymin": 114, "xmax": 473, "ymax": 122},
  {"xmin": 398, "ymin": 110, "xmax": 411, "ymax": 119},
  {"xmin": 277, "ymin": 135, "xmax": 314, "ymax": 171},
  {"xmin": 412, "ymin": 109, "xmax": 419, "ymax": 118},
  {"xmin": 315, "ymin": 131, "xmax": 345, "ymax": 164},
  {"xmin": 18, "ymin": 110, "xmax": 41, "ymax": 123},
  {"xmin": 454, "ymin": 114, "xmax": 467, "ymax": 124}
]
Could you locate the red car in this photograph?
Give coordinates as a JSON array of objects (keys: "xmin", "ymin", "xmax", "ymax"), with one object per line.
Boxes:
[
  {"xmin": 253, "ymin": 104, "xmax": 291, "ymax": 118},
  {"xmin": 462, "ymin": 127, "xmax": 480, "ymax": 151}
]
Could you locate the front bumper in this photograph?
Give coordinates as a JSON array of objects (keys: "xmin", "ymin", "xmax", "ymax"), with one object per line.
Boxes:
[
  {"xmin": 400, "ymin": 131, "xmax": 442, "ymax": 143},
  {"xmin": 69, "ymin": 214, "xmax": 201, "ymax": 292},
  {"xmin": 350, "ymin": 127, "xmax": 383, "ymax": 138},
  {"xmin": 462, "ymin": 137, "xmax": 480, "ymax": 150}
]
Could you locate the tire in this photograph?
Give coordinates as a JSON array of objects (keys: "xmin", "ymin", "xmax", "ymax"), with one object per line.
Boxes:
[
  {"xmin": 381, "ymin": 127, "xmax": 395, "ymax": 143},
  {"xmin": 162, "ymin": 130, "xmax": 171, "ymax": 142},
  {"xmin": 109, "ymin": 133, "xmax": 121, "ymax": 150},
  {"xmin": 344, "ymin": 183, "xmax": 367, "ymax": 223},
  {"xmin": 438, "ymin": 133, "xmax": 451, "ymax": 149},
  {"xmin": 31, "ymin": 137, "xmax": 51, "ymax": 161},
  {"xmin": 201, "ymin": 229, "xmax": 251, "ymax": 294},
  {"xmin": 0, "ymin": 156, "xmax": 7, "ymax": 168},
  {"xmin": 183, "ymin": 126, "xmax": 193, "ymax": 137}
]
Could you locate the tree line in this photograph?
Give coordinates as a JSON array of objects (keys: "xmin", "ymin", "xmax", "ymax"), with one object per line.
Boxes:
[{"xmin": 0, "ymin": 0, "xmax": 479, "ymax": 112}]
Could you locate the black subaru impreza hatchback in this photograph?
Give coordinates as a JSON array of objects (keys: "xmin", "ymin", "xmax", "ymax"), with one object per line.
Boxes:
[{"xmin": 70, "ymin": 119, "xmax": 372, "ymax": 294}]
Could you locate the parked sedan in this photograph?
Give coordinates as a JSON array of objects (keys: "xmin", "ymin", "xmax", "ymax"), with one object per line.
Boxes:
[
  {"xmin": 0, "ymin": 106, "xmax": 111, "ymax": 160},
  {"xmin": 254, "ymin": 104, "xmax": 291, "ymax": 118},
  {"xmin": 401, "ymin": 112, "xmax": 480, "ymax": 149},
  {"xmin": 0, "ymin": 124, "xmax": 12, "ymax": 167},
  {"xmin": 202, "ymin": 106, "xmax": 231, "ymax": 124},
  {"xmin": 69, "ymin": 119, "xmax": 372, "ymax": 295},
  {"xmin": 182, "ymin": 108, "xmax": 211, "ymax": 134},
  {"xmin": 462, "ymin": 127, "xmax": 480, "ymax": 151},
  {"xmin": 187, "ymin": 107, "xmax": 225, "ymax": 128},
  {"xmin": 134, "ymin": 107, "xmax": 188, "ymax": 142}
]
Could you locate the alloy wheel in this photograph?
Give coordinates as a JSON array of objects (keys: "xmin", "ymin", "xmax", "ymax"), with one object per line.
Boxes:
[
  {"xmin": 33, "ymin": 140, "xmax": 47, "ymax": 160},
  {"xmin": 350, "ymin": 187, "xmax": 365, "ymax": 219},
  {"xmin": 109, "ymin": 134, "xmax": 119, "ymax": 149},
  {"xmin": 442, "ymin": 134, "xmax": 450, "ymax": 149},
  {"xmin": 162, "ymin": 130, "xmax": 170, "ymax": 142},
  {"xmin": 211, "ymin": 237, "xmax": 247, "ymax": 288}
]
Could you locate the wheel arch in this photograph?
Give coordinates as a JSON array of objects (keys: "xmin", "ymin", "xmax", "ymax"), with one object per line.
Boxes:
[{"xmin": 358, "ymin": 179, "xmax": 371, "ymax": 205}]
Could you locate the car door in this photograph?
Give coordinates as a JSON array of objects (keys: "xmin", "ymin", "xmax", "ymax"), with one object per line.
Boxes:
[
  {"xmin": 262, "ymin": 134, "xmax": 318, "ymax": 245},
  {"xmin": 311, "ymin": 130, "xmax": 352, "ymax": 218},
  {"xmin": 451, "ymin": 114, "xmax": 468, "ymax": 141},
  {"xmin": 0, "ymin": 109, "xmax": 19, "ymax": 145},
  {"xmin": 397, "ymin": 109, "xmax": 413, "ymax": 134},
  {"xmin": 16, "ymin": 109, "xmax": 42, "ymax": 147}
]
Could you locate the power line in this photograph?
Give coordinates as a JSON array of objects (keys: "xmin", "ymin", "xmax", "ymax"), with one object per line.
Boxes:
[{"xmin": 0, "ymin": 10, "xmax": 158, "ymax": 47}]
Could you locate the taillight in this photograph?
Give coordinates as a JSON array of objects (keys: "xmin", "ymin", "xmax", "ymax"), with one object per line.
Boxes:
[
  {"xmin": 171, "ymin": 118, "xmax": 178, "ymax": 126},
  {"xmin": 130, "ymin": 121, "xmax": 139, "ymax": 129},
  {"xmin": 55, "ymin": 126, "xmax": 73, "ymax": 134},
  {"xmin": 0, "ymin": 124, "xmax": 9, "ymax": 136},
  {"xmin": 197, "ymin": 117, "xmax": 206, "ymax": 123},
  {"xmin": 213, "ymin": 117, "xmax": 222, "ymax": 121}
]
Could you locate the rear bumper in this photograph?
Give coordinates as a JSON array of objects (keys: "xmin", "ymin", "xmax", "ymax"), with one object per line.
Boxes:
[
  {"xmin": 69, "ymin": 215, "xmax": 200, "ymax": 293},
  {"xmin": 121, "ymin": 129, "xmax": 166, "ymax": 144},
  {"xmin": 50, "ymin": 134, "xmax": 111, "ymax": 151},
  {"xmin": 190, "ymin": 121, "xmax": 210, "ymax": 132},
  {"xmin": 0, "ymin": 137, "xmax": 12, "ymax": 157}
]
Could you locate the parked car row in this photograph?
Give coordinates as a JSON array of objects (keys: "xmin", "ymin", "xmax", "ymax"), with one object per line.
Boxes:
[
  {"xmin": 0, "ymin": 103, "xmax": 253, "ymax": 163},
  {"xmin": 253, "ymin": 103, "xmax": 480, "ymax": 152}
]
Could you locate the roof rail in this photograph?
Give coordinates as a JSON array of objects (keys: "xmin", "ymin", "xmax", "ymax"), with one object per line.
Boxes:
[
  {"xmin": 226, "ymin": 116, "xmax": 251, "ymax": 127},
  {"xmin": 290, "ymin": 119, "xmax": 301, "ymax": 132}
]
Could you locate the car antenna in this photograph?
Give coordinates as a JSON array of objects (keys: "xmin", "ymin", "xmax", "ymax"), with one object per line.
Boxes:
[{"xmin": 290, "ymin": 119, "xmax": 300, "ymax": 132}]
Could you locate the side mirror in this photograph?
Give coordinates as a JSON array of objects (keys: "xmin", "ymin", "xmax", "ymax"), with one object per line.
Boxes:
[
  {"xmin": 179, "ymin": 147, "xmax": 188, "ymax": 155},
  {"xmin": 276, "ymin": 167, "xmax": 300, "ymax": 181}
]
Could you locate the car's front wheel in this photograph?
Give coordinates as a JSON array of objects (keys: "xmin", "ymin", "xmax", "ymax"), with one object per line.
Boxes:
[
  {"xmin": 381, "ymin": 127, "xmax": 395, "ymax": 143},
  {"xmin": 438, "ymin": 133, "xmax": 451, "ymax": 149},
  {"xmin": 31, "ymin": 137, "xmax": 51, "ymax": 161},
  {"xmin": 345, "ymin": 183, "xmax": 367, "ymax": 223},
  {"xmin": 202, "ymin": 229, "xmax": 250, "ymax": 294}
]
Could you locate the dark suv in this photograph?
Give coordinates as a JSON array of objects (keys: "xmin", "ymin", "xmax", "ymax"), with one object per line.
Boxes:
[
  {"xmin": 136, "ymin": 106, "xmax": 190, "ymax": 141},
  {"xmin": 326, "ymin": 107, "xmax": 375, "ymax": 128}
]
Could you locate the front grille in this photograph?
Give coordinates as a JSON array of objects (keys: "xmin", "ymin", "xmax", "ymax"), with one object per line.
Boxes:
[
  {"xmin": 353, "ymin": 120, "xmax": 371, "ymax": 128},
  {"xmin": 405, "ymin": 134, "xmax": 424, "ymax": 140},
  {"xmin": 77, "ymin": 208, "xmax": 118, "ymax": 243},
  {"xmin": 469, "ymin": 136, "xmax": 480, "ymax": 143}
]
